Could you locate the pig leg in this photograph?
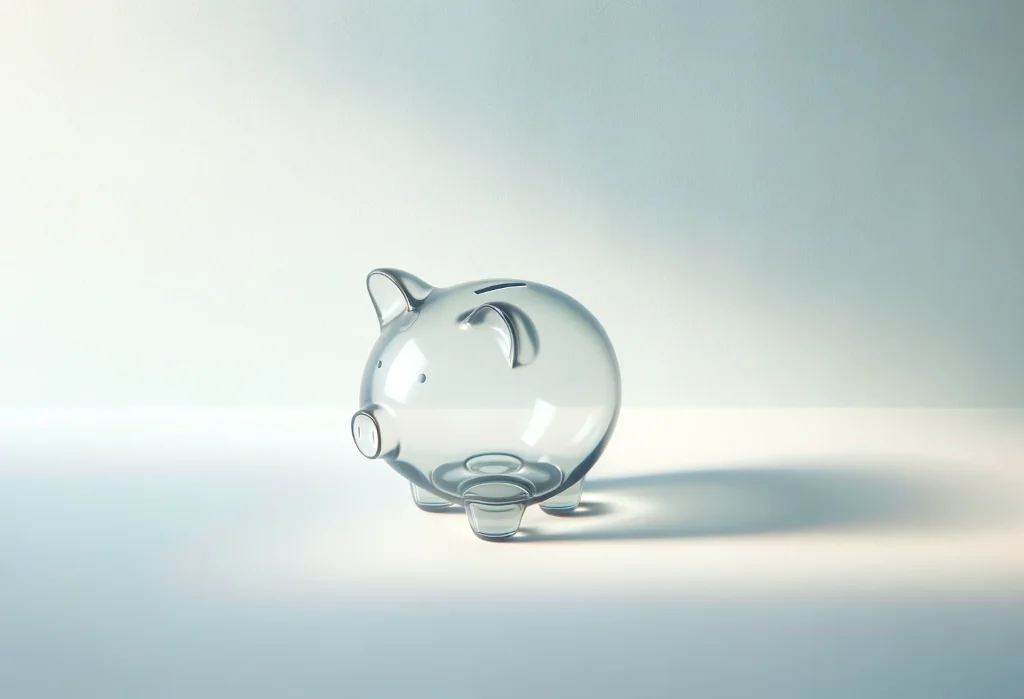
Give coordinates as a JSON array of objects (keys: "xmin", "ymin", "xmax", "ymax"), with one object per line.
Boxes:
[
  {"xmin": 410, "ymin": 483, "xmax": 452, "ymax": 512},
  {"xmin": 539, "ymin": 478, "xmax": 584, "ymax": 514},
  {"xmin": 465, "ymin": 502, "xmax": 526, "ymax": 541},
  {"xmin": 463, "ymin": 481, "xmax": 528, "ymax": 540}
]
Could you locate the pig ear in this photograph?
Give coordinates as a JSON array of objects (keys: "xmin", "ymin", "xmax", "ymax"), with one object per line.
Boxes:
[
  {"xmin": 459, "ymin": 302, "xmax": 539, "ymax": 368},
  {"xmin": 366, "ymin": 268, "xmax": 434, "ymax": 328}
]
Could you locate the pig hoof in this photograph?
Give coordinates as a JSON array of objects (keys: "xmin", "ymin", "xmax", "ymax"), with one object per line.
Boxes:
[
  {"xmin": 540, "ymin": 478, "xmax": 584, "ymax": 514},
  {"xmin": 411, "ymin": 484, "xmax": 451, "ymax": 512},
  {"xmin": 465, "ymin": 501, "xmax": 526, "ymax": 540}
]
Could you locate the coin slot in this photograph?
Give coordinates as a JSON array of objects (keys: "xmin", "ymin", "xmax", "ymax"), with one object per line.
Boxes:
[{"xmin": 475, "ymin": 282, "xmax": 526, "ymax": 295}]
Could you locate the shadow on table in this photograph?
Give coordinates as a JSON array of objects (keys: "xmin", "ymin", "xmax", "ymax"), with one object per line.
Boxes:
[{"xmin": 512, "ymin": 463, "xmax": 1001, "ymax": 543}]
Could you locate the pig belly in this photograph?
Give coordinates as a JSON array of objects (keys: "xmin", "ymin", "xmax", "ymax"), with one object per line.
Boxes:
[
  {"xmin": 429, "ymin": 456, "xmax": 565, "ymax": 502},
  {"xmin": 394, "ymin": 407, "xmax": 606, "ymax": 503}
]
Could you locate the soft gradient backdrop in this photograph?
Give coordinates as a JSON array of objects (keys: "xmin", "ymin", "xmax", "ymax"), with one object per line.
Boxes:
[
  {"xmin": 2, "ymin": 0, "xmax": 1021, "ymax": 409},
  {"xmin": 2, "ymin": 3, "xmax": 1023, "ymax": 698}
]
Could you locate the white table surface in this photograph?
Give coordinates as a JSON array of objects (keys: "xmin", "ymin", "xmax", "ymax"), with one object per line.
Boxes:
[{"xmin": 2, "ymin": 408, "xmax": 1022, "ymax": 698}]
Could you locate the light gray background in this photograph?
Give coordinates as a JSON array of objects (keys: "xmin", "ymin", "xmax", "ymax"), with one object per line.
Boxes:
[{"xmin": 2, "ymin": 0, "xmax": 1021, "ymax": 409}]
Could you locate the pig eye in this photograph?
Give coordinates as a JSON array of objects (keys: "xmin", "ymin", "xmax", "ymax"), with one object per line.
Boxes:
[
  {"xmin": 417, "ymin": 373, "xmax": 426, "ymax": 383},
  {"xmin": 377, "ymin": 361, "xmax": 382, "ymax": 368}
]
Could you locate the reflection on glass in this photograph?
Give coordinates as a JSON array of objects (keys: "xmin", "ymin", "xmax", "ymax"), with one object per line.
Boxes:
[{"xmin": 520, "ymin": 398, "xmax": 557, "ymax": 447}]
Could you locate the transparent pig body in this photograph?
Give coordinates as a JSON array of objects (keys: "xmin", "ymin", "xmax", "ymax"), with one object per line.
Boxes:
[{"xmin": 351, "ymin": 269, "xmax": 621, "ymax": 541}]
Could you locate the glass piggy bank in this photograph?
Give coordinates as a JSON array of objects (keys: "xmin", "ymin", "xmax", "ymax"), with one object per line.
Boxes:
[{"xmin": 351, "ymin": 268, "xmax": 621, "ymax": 541}]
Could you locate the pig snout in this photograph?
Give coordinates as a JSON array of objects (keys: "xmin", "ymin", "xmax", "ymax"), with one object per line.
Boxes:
[
  {"xmin": 351, "ymin": 406, "xmax": 400, "ymax": 459},
  {"xmin": 351, "ymin": 409, "xmax": 383, "ymax": 459}
]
